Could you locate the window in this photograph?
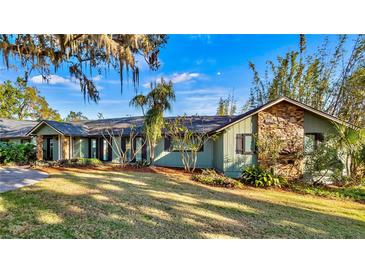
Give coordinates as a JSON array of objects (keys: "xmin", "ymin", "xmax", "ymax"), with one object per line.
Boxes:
[
  {"xmin": 102, "ymin": 139, "xmax": 108, "ymax": 161},
  {"xmin": 236, "ymin": 134, "xmax": 254, "ymax": 154},
  {"xmin": 304, "ymin": 133, "xmax": 324, "ymax": 154},
  {"xmin": 135, "ymin": 137, "xmax": 143, "ymax": 161},
  {"xmin": 90, "ymin": 139, "xmax": 97, "ymax": 158}
]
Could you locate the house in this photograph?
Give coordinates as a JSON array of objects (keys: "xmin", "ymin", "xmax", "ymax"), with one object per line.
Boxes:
[{"xmin": 0, "ymin": 97, "xmax": 353, "ymax": 179}]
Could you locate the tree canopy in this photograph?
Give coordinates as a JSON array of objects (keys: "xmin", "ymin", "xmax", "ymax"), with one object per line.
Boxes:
[
  {"xmin": 0, "ymin": 78, "xmax": 61, "ymax": 121},
  {"xmin": 216, "ymin": 93, "xmax": 237, "ymax": 116},
  {"xmin": 247, "ymin": 35, "xmax": 365, "ymax": 126},
  {"xmin": 64, "ymin": 111, "xmax": 89, "ymax": 122},
  {"xmin": 0, "ymin": 34, "xmax": 167, "ymax": 102}
]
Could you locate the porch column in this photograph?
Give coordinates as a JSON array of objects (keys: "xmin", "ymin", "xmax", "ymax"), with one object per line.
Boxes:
[
  {"xmin": 58, "ymin": 134, "xmax": 62, "ymax": 160},
  {"xmin": 36, "ymin": 135, "xmax": 44, "ymax": 161},
  {"xmin": 60, "ymin": 135, "xmax": 70, "ymax": 159}
]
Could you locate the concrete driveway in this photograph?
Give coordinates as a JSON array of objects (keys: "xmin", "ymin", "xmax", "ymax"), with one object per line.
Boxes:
[{"xmin": 0, "ymin": 167, "xmax": 48, "ymax": 193}]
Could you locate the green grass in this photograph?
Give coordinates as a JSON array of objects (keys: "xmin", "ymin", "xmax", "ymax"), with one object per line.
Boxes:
[{"xmin": 0, "ymin": 168, "xmax": 364, "ymax": 238}]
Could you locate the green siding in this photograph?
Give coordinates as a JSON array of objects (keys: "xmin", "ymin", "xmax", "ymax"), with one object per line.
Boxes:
[
  {"xmin": 34, "ymin": 124, "xmax": 59, "ymax": 135},
  {"xmin": 222, "ymin": 115, "xmax": 257, "ymax": 178},
  {"xmin": 304, "ymin": 111, "xmax": 337, "ymax": 135},
  {"xmin": 303, "ymin": 111, "xmax": 345, "ymax": 179},
  {"xmin": 154, "ymin": 138, "xmax": 214, "ymax": 168},
  {"xmin": 213, "ymin": 134, "xmax": 224, "ymax": 172}
]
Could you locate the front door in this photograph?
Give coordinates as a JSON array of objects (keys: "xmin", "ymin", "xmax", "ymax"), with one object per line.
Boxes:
[{"xmin": 44, "ymin": 137, "xmax": 54, "ymax": 161}]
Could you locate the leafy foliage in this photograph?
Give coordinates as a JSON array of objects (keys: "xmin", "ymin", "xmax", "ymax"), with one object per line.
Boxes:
[
  {"xmin": 240, "ymin": 166, "xmax": 286, "ymax": 187},
  {"xmin": 0, "ymin": 78, "xmax": 61, "ymax": 120},
  {"xmin": 216, "ymin": 93, "xmax": 237, "ymax": 116},
  {"xmin": 248, "ymin": 35, "xmax": 365, "ymax": 127},
  {"xmin": 192, "ymin": 169, "xmax": 242, "ymax": 188},
  {"xmin": 332, "ymin": 124, "xmax": 365, "ymax": 179},
  {"xmin": 0, "ymin": 142, "xmax": 36, "ymax": 164},
  {"xmin": 130, "ymin": 78, "xmax": 175, "ymax": 164},
  {"xmin": 254, "ymin": 133, "xmax": 284, "ymax": 171},
  {"xmin": 165, "ymin": 115, "xmax": 217, "ymax": 172},
  {"xmin": 64, "ymin": 111, "xmax": 89, "ymax": 122},
  {"xmin": 284, "ymin": 182, "xmax": 365, "ymax": 203},
  {"xmin": 304, "ymin": 138, "xmax": 344, "ymax": 184},
  {"xmin": 56, "ymin": 158, "xmax": 102, "ymax": 167},
  {"xmin": 0, "ymin": 34, "xmax": 167, "ymax": 101}
]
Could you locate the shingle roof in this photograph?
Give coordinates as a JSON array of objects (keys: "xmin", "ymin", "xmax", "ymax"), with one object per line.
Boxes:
[
  {"xmin": 0, "ymin": 118, "xmax": 38, "ymax": 139},
  {"xmin": 43, "ymin": 120, "xmax": 89, "ymax": 136},
  {"xmin": 26, "ymin": 116, "xmax": 233, "ymax": 137}
]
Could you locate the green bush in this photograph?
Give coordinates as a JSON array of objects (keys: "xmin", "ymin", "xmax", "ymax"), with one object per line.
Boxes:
[
  {"xmin": 0, "ymin": 142, "xmax": 36, "ymax": 164},
  {"xmin": 240, "ymin": 166, "xmax": 286, "ymax": 188},
  {"xmin": 192, "ymin": 169, "xmax": 242, "ymax": 188},
  {"xmin": 57, "ymin": 158, "xmax": 102, "ymax": 167}
]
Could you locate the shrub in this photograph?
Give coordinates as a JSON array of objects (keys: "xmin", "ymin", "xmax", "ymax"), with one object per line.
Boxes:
[
  {"xmin": 133, "ymin": 160, "xmax": 150, "ymax": 168},
  {"xmin": 57, "ymin": 158, "xmax": 102, "ymax": 167},
  {"xmin": 192, "ymin": 169, "xmax": 242, "ymax": 188},
  {"xmin": 0, "ymin": 142, "xmax": 36, "ymax": 164},
  {"xmin": 305, "ymin": 142, "xmax": 344, "ymax": 184},
  {"xmin": 240, "ymin": 166, "xmax": 286, "ymax": 188}
]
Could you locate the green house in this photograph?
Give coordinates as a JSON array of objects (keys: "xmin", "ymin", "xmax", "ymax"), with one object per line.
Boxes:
[{"xmin": 0, "ymin": 97, "xmax": 353, "ymax": 179}]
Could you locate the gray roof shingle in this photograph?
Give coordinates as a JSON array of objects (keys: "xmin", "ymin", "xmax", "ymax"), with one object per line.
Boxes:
[
  {"xmin": 20, "ymin": 115, "xmax": 233, "ymax": 137},
  {"xmin": 0, "ymin": 118, "xmax": 38, "ymax": 139}
]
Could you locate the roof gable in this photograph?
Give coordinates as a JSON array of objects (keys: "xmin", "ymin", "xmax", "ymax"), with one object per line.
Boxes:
[{"xmin": 213, "ymin": 96, "xmax": 355, "ymax": 132}]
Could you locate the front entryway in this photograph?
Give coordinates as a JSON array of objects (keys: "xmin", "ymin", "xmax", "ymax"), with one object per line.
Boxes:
[{"xmin": 42, "ymin": 136, "xmax": 59, "ymax": 161}]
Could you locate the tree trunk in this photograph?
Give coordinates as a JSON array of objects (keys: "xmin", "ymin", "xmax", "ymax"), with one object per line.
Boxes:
[{"xmin": 149, "ymin": 141, "xmax": 155, "ymax": 166}]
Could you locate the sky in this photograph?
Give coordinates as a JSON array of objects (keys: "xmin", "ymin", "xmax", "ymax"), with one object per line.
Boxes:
[{"xmin": 0, "ymin": 34, "xmax": 355, "ymax": 119}]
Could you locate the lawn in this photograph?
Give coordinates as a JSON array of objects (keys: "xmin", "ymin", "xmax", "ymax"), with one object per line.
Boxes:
[{"xmin": 0, "ymin": 167, "xmax": 364, "ymax": 239}]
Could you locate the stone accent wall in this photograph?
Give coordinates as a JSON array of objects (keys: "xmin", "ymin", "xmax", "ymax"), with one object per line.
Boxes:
[
  {"xmin": 257, "ymin": 101, "xmax": 304, "ymax": 180},
  {"xmin": 60, "ymin": 136, "xmax": 70, "ymax": 159},
  {"xmin": 36, "ymin": 135, "xmax": 44, "ymax": 161}
]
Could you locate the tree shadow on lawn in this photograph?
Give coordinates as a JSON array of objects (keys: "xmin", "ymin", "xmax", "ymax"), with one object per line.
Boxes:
[{"xmin": 0, "ymin": 170, "xmax": 364, "ymax": 239}]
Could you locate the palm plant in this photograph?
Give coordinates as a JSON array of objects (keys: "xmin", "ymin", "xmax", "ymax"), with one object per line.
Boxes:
[
  {"xmin": 333, "ymin": 124, "xmax": 365, "ymax": 178},
  {"xmin": 130, "ymin": 78, "xmax": 175, "ymax": 165}
]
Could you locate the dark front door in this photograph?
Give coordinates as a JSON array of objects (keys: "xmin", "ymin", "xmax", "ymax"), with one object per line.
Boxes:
[
  {"xmin": 44, "ymin": 137, "xmax": 54, "ymax": 161},
  {"xmin": 98, "ymin": 138, "xmax": 112, "ymax": 161},
  {"xmin": 88, "ymin": 138, "xmax": 98, "ymax": 159}
]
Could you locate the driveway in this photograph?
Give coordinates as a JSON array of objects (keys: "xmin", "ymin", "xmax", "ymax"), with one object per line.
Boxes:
[{"xmin": 0, "ymin": 167, "xmax": 48, "ymax": 193}]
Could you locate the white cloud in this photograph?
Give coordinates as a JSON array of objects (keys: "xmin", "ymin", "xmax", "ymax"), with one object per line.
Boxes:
[
  {"xmin": 30, "ymin": 74, "xmax": 70, "ymax": 85},
  {"xmin": 217, "ymin": 72, "xmax": 221, "ymax": 76},
  {"xmin": 171, "ymin": 72, "xmax": 200, "ymax": 84},
  {"xmin": 142, "ymin": 72, "xmax": 201, "ymax": 88}
]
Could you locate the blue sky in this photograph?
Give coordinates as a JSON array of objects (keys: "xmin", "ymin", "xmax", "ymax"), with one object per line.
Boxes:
[{"xmin": 0, "ymin": 34, "xmax": 355, "ymax": 119}]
